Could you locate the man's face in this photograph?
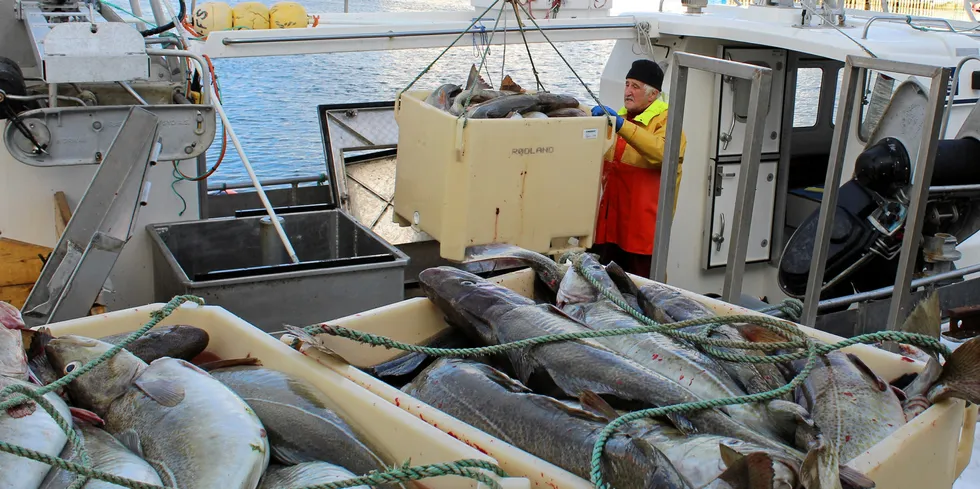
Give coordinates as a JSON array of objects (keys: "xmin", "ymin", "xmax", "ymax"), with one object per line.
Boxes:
[{"xmin": 624, "ymin": 78, "xmax": 658, "ymax": 114}]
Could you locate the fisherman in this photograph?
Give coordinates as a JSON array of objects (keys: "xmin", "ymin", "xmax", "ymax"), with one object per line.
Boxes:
[{"xmin": 589, "ymin": 58, "xmax": 687, "ymax": 278}]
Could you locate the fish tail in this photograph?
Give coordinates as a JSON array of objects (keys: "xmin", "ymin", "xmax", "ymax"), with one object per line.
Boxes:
[
  {"xmin": 800, "ymin": 435, "xmax": 842, "ymax": 489},
  {"xmin": 897, "ymin": 289, "xmax": 941, "ymax": 338},
  {"xmin": 714, "ymin": 449, "xmax": 778, "ymax": 489},
  {"xmin": 283, "ymin": 325, "xmax": 342, "ymax": 359},
  {"xmin": 928, "ymin": 335, "xmax": 980, "ymax": 405}
]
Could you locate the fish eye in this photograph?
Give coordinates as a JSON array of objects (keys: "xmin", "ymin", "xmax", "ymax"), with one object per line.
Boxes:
[
  {"xmin": 460, "ymin": 280, "xmax": 475, "ymax": 286},
  {"xmin": 63, "ymin": 361, "xmax": 82, "ymax": 375}
]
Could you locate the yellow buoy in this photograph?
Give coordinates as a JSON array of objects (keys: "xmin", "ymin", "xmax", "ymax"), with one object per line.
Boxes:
[
  {"xmin": 192, "ymin": 2, "xmax": 233, "ymax": 36},
  {"xmin": 269, "ymin": 2, "xmax": 308, "ymax": 29},
  {"xmin": 232, "ymin": 1, "xmax": 271, "ymax": 30}
]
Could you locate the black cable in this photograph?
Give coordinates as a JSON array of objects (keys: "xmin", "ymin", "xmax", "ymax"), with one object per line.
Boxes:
[{"xmin": 138, "ymin": 0, "xmax": 186, "ymax": 37}]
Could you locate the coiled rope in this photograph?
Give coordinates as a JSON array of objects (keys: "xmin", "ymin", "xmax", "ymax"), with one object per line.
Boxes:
[{"xmin": 0, "ymin": 295, "xmax": 509, "ymax": 489}]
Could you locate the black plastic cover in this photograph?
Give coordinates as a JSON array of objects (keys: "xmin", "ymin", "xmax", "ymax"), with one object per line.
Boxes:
[
  {"xmin": 854, "ymin": 137, "xmax": 911, "ymax": 196},
  {"xmin": 778, "ymin": 181, "xmax": 881, "ymax": 298}
]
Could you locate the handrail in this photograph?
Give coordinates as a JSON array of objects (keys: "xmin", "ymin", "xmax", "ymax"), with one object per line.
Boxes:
[
  {"xmin": 940, "ymin": 55, "xmax": 980, "ymax": 138},
  {"xmin": 861, "ymin": 14, "xmax": 957, "ymax": 39},
  {"xmin": 651, "ymin": 52, "xmax": 773, "ymax": 305},
  {"xmin": 799, "ymin": 56, "xmax": 950, "ymax": 331}
]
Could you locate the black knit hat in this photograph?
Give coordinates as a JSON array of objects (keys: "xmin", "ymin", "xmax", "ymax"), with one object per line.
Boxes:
[{"xmin": 626, "ymin": 59, "xmax": 664, "ymax": 92}]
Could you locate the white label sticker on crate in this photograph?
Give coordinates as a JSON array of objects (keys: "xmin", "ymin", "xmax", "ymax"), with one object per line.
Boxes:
[{"xmin": 583, "ymin": 128, "xmax": 598, "ymax": 140}]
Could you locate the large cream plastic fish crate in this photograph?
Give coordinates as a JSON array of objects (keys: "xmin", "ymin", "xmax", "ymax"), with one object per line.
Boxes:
[
  {"xmin": 392, "ymin": 90, "xmax": 615, "ymax": 261},
  {"xmin": 284, "ymin": 269, "xmax": 979, "ymax": 489},
  {"xmin": 41, "ymin": 303, "xmax": 531, "ymax": 489}
]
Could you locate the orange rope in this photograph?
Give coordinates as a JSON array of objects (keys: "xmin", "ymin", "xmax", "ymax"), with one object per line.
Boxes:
[{"xmin": 174, "ymin": 53, "xmax": 226, "ymax": 181}]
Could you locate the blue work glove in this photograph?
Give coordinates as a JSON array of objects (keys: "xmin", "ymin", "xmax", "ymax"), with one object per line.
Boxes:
[{"xmin": 591, "ymin": 105, "xmax": 624, "ymax": 131}]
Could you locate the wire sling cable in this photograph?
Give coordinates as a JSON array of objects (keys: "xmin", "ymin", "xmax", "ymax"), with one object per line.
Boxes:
[
  {"xmin": 506, "ymin": 0, "xmax": 546, "ymax": 92},
  {"xmin": 512, "ymin": 0, "xmax": 613, "ymax": 130},
  {"xmin": 399, "ymin": 0, "xmax": 506, "ymax": 94}
]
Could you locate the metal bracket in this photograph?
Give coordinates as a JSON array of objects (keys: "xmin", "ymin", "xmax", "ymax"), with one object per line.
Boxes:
[
  {"xmin": 799, "ymin": 56, "xmax": 950, "ymax": 329},
  {"xmin": 947, "ymin": 304, "xmax": 980, "ymax": 340},
  {"xmin": 4, "ymin": 104, "xmax": 215, "ymax": 166},
  {"xmin": 650, "ymin": 51, "xmax": 773, "ymax": 305},
  {"xmin": 21, "ymin": 107, "xmax": 161, "ymax": 326}
]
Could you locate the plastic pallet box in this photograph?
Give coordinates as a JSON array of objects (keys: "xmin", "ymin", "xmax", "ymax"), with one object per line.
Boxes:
[
  {"xmin": 392, "ymin": 90, "xmax": 615, "ymax": 261},
  {"xmin": 43, "ymin": 302, "xmax": 531, "ymax": 489},
  {"xmin": 286, "ymin": 268, "xmax": 979, "ymax": 489}
]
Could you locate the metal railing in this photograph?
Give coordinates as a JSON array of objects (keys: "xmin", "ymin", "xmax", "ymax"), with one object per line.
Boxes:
[
  {"xmin": 861, "ymin": 14, "xmax": 960, "ymax": 39},
  {"xmin": 799, "ymin": 55, "xmax": 950, "ymax": 329},
  {"xmin": 650, "ymin": 51, "xmax": 773, "ymax": 304}
]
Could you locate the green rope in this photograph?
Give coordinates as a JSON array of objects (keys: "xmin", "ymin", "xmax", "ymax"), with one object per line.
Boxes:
[
  {"xmin": 0, "ymin": 296, "xmax": 509, "ymax": 489},
  {"xmin": 758, "ymin": 297, "xmax": 804, "ymax": 322},
  {"xmin": 171, "ymin": 165, "xmax": 188, "ymax": 216}
]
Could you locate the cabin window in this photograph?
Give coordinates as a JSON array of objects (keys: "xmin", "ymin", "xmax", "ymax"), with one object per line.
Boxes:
[{"xmin": 793, "ymin": 67, "xmax": 823, "ymax": 128}]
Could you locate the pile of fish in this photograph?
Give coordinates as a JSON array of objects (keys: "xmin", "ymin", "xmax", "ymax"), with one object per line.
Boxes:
[
  {"xmin": 423, "ymin": 64, "xmax": 590, "ymax": 119},
  {"xmin": 304, "ymin": 245, "xmax": 980, "ymax": 489},
  {"xmin": 0, "ymin": 310, "xmax": 401, "ymax": 489}
]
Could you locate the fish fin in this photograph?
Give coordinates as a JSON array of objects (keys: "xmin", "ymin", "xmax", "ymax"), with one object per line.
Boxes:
[
  {"xmin": 369, "ymin": 352, "xmax": 429, "ymax": 379},
  {"xmin": 135, "ymin": 377, "xmax": 186, "ymax": 407},
  {"xmin": 800, "ymin": 435, "xmax": 843, "ymax": 489},
  {"xmin": 890, "ymin": 384, "xmax": 908, "ymax": 402},
  {"xmin": 604, "ymin": 261, "xmax": 642, "ymax": 300},
  {"xmin": 482, "ymin": 365, "xmax": 535, "ymax": 394},
  {"xmin": 174, "ymin": 358, "xmax": 215, "ymax": 376},
  {"xmin": 767, "ymin": 399, "xmax": 815, "ymax": 428},
  {"xmin": 283, "ymin": 324, "xmax": 345, "ymax": 359},
  {"xmin": 578, "ymin": 389, "xmax": 621, "ymax": 422},
  {"xmin": 271, "ymin": 444, "xmax": 305, "ymax": 466},
  {"xmin": 898, "ymin": 290, "xmax": 941, "ymax": 338},
  {"xmin": 735, "ymin": 323, "xmax": 791, "ymax": 343},
  {"xmin": 196, "ymin": 357, "xmax": 263, "ymax": 371},
  {"xmin": 500, "ymin": 74, "xmax": 524, "ymax": 93},
  {"xmin": 6, "ymin": 400, "xmax": 36, "ymax": 418},
  {"xmin": 928, "ymin": 335, "xmax": 980, "ymax": 405},
  {"xmin": 465, "ymin": 64, "xmax": 491, "ymax": 90},
  {"xmin": 144, "ymin": 458, "xmax": 178, "ymax": 488},
  {"xmin": 713, "ymin": 450, "xmax": 777, "ymax": 489},
  {"xmin": 839, "ymin": 465, "xmax": 876, "ymax": 489},
  {"xmin": 116, "ymin": 429, "xmax": 144, "ymax": 457},
  {"xmin": 719, "ymin": 443, "xmax": 745, "ymax": 467},
  {"xmin": 846, "ymin": 353, "xmax": 889, "ymax": 392},
  {"xmin": 531, "ymin": 396, "xmax": 612, "ymax": 425},
  {"xmin": 69, "ymin": 407, "xmax": 104, "ymax": 426}
]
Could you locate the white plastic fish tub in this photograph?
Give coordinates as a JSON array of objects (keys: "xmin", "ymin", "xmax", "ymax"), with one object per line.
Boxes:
[
  {"xmin": 392, "ymin": 90, "xmax": 615, "ymax": 261},
  {"xmin": 283, "ymin": 268, "xmax": 979, "ymax": 489},
  {"xmin": 40, "ymin": 303, "xmax": 531, "ymax": 489}
]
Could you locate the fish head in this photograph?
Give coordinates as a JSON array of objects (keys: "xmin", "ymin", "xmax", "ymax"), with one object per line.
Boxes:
[
  {"xmin": 418, "ymin": 266, "xmax": 533, "ymax": 345},
  {"xmin": 556, "ymin": 252, "xmax": 622, "ymax": 308},
  {"xmin": 0, "ymin": 326, "xmax": 28, "ymax": 381},
  {"xmin": 45, "ymin": 334, "xmax": 146, "ymax": 415}
]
